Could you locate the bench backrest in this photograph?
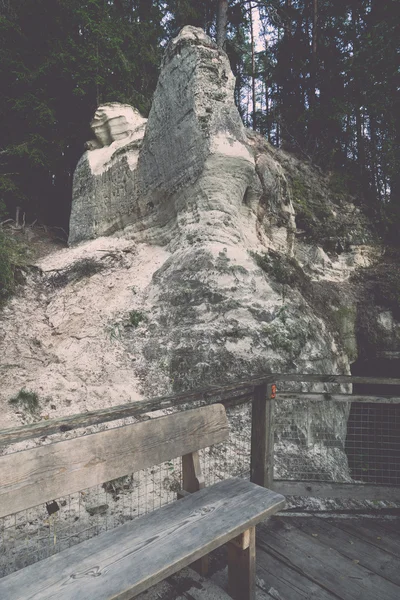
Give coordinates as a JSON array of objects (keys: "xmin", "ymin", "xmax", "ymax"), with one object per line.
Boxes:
[{"xmin": 0, "ymin": 404, "xmax": 229, "ymax": 518}]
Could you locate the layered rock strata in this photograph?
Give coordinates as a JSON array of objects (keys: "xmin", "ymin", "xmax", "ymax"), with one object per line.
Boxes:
[
  {"xmin": 69, "ymin": 103, "xmax": 147, "ymax": 244},
  {"xmin": 66, "ymin": 27, "xmax": 380, "ymax": 480}
]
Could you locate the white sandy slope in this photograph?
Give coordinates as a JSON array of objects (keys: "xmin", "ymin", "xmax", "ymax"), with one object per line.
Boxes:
[{"xmin": 0, "ymin": 237, "xmax": 169, "ymax": 432}]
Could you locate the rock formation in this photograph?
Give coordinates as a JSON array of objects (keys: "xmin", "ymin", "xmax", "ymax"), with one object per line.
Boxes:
[
  {"xmin": 69, "ymin": 103, "xmax": 147, "ymax": 244},
  {"xmin": 1, "ymin": 26, "xmax": 379, "ymax": 482},
  {"xmin": 67, "ymin": 26, "xmax": 379, "ymax": 479}
]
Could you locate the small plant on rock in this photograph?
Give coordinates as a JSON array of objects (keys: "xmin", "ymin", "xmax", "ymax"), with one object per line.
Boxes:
[
  {"xmin": 9, "ymin": 388, "xmax": 40, "ymax": 416},
  {"xmin": 127, "ymin": 310, "xmax": 145, "ymax": 328}
]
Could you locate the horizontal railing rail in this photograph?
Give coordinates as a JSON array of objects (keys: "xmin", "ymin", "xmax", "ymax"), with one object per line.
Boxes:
[
  {"xmin": 2, "ymin": 372, "xmax": 400, "ymax": 446},
  {"xmin": 1, "ymin": 372, "xmax": 399, "ymax": 502}
]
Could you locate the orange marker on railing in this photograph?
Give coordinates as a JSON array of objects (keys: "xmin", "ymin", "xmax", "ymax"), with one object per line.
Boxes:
[{"xmin": 271, "ymin": 384, "xmax": 277, "ymax": 399}]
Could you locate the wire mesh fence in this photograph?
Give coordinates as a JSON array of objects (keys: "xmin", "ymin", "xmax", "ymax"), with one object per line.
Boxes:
[
  {"xmin": 273, "ymin": 396, "xmax": 400, "ymax": 486},
  {"xmin": 1, "ymin": 385, "xmax": 400, "ymax": 578},
  {"xmin": 0, "ymin": 400, "xmax": 252, "ymax": 578},
  {"xmin": 346, "ymin": 402, "xmax": 400, "ymax": 485}
]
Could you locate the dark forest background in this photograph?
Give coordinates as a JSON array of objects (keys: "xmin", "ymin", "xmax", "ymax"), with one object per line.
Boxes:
[{"xmin": 0, "ymin": 1, "xmax": 399, "ymax": 241}]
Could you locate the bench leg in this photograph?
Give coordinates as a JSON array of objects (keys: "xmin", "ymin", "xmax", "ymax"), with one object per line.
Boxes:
[
  {"xmin": 181, "ymin": 452, "xmax": 208, "ymax": 576},
  {"xmin": 227, "ymin": 527, "xmax": 256, "ymax": 600}
]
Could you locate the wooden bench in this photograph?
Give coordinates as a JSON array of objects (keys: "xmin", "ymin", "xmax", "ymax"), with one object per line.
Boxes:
[{"xmin": 0, "ymin": 404, "xmax": 285, "ymax": 600}]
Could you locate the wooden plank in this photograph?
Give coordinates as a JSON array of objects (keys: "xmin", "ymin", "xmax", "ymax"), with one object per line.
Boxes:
[
  {"xmin": 0, "ymin": 404, "xmax": 229, "ymax": 518},
  {"xmin": 289, "ymin": 516, "xmax": 400, "ymax": 586},
  {"xmin": 270, "ymin": 374, "xmax": 400, "ymax": 386},
  {"xmin": 256, "ymin": 544, "xmax": 339, "ymax": 600},
  {"xmin": 182, "ymin": 452, "xmax": 205, "ymax": 493},
  {"xmin": 279, "ymin": 392, "xmax": 400, "ymax": 404},
  {"xmin": 0, "ymin": 478, "xmax": 286, "ymax": 600},
  {"xmin": 3, "ymin": 371, "xmax": 400, "ymax": 447},
  {"xmin": 251, "ymin": 384, "xmax": 274, "ymax": 488},
  {"xmin": 182, "ymin": 452, "xmax": 207, "ymax": 576},
  {"xmin": 272, "ymin": 480, "xmax": 400, "ymax": 502},
  {"xmin": 228, "ymin": 527, "xmax": 256, "ymax": 600},
  {"xmin": 257, "ymin": 516, "xmax": 400, "ymax": 600},
  {"xmin": 0, "ymin": 390, "xmax": 254, "ymax": 448},
  {"xmin": 333, "ymin": 518, "xmax": 400, "ymax": 558},
  {"xmin": 229, "ymin": 529, "xmax": 252, "ymax": 550}
]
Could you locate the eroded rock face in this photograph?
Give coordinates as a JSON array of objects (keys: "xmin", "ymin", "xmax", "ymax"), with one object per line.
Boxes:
[
  {"xmin": 87, "ymin": 103, "xmax": 146, "ymax": 149},
  {"xmin": 130, "ymin": 26, "xmax": 257, "ymax": 247},
  {"xmin": 69, "ymin": 103, "xmax": 147, "ymax": 244},
  {"xmin": 66, "ymin": 26, "xmax": 380, "ymax": 480}
]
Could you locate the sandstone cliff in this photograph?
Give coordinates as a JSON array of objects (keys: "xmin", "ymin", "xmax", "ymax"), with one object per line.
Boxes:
[{"xmin": 0, "ymin": 27, "xmax": 387, "ymax": 480}]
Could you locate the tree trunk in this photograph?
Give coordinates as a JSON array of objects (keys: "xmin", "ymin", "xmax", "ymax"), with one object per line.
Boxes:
[
  {"xmin": 310, "ymin": 0, "xmax": 318, "ymax": 109},
  {"xmin": 248, "ymin": 1, "xmax": 257, "ymax": 130},
  {"xmin": 216, "ymin": 0, "xmax": 228, "ymax": 49},
  {"xmin": 352, "ymin": 1, "xmax": 365, "ymax": 178}
]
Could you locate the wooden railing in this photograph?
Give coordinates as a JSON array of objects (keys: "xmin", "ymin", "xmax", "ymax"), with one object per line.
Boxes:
[{"xmin": 1, "ymin": 373, "xmax": 399, "ymax": 503}]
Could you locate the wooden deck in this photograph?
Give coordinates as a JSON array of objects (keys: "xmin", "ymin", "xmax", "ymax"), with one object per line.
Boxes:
[{"xmin": 141, "ymin": 514, "xmax": 400, "ymax": 600}]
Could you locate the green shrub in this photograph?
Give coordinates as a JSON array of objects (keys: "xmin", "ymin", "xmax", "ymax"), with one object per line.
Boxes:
[{"xmin": 0, "ymin": 229, "xmax": 28, "ymax": 302}]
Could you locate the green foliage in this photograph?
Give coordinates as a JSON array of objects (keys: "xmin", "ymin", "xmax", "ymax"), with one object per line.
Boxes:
[
  {"xmin": 105, "ymin": 321, "xmax": 124, "ymax": 341},
  {"xmin": 128, "ymin": 310, "xmax": 145, "ymax": 328},
  {"xmin": 0, "ymin": 0, "xmax": 165, "ymax": 224},
  {"xmin": 0, "ymin": 0, "xmax": 398, "ymax": 240},
  {"xmin": 357, "ymin": 259, "xmax": 400, "ymax": 322},
  {"xmin": 354, "ymin": 254, "xmax": 400, "ymax": 359},
  {"xmin": 288, "ymin": 172, "xmax": 353, "ymax": 252},
  {"xmin": 251, "ymin": 249, "xmax": 310, "ymax": 290},
  {"xmin": 0, "ymin": 230, "xmax": 14, "ymax": 300},
  {"xmin": 0, "ymin": 229, "xmax": 29, "ymax": 302},
  {"xmin": 9, "ymin": 388, "xmax": 40, "ymax": 415}
]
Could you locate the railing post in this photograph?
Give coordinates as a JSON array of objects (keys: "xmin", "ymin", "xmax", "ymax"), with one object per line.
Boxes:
[{"xmin": 250, "ymin": 382, "xmax": 275, "ymax": 488}]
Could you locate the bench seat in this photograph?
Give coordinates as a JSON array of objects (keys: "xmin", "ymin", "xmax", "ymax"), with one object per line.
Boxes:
[{"xmin": 0, "ymin": 478, "xmax": 285, "ymax": 600}]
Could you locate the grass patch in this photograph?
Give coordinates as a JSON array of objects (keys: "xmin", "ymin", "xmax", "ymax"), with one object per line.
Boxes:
[
  {"xmin": 9, "ymin": 388, "xmax": 40, "ymax": 415},
  {"xmin": 127, "ymin": 310, "xmax": 145, "ymax": 328}
]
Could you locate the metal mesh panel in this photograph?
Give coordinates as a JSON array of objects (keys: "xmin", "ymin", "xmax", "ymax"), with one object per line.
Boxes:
[
  {"xmin": 345, "ymin": 402, "xmax": 400, "ymax": 485},
  {"xmin": 274, "ymin": 397, "xmax": 400, "ymax": 485}
]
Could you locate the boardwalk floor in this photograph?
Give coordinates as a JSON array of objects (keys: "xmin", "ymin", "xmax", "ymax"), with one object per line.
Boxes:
[
  {"xmin": 255, "ymin": 515, "xmax": 400, "ymax": 600},
  {"xmin": 139, "ymin": 514, "xmax": 400, "ymax": 600}
]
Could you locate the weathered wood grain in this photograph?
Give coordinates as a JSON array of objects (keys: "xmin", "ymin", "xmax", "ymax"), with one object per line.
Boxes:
[
  {"xmin": 228, "ymin": 527, "xmax": 256, "ymax": 600},
  {"xmin": 271, "ymin": 373, "xmax": 400, "ymax": 385},
  {"xmin": 250, "ymin": 384, "xmax": 274, "ymax": 488},
  {"xmin": 182, "ymin": 451, "xmax": 207, "ymax": 576},
  {"xmin": 257, "ymin": 516, "xmax": 400, "ymax": 600},
  {"xmin": 256, "ymin": 545, "xmax": 338, "ymax": 600},
  {"xmin": 0, "ymin": 404, "xmax": 229, "ymax": 518},
  {"xmin": 0, "ymin": 478, "xmax": 285, "ymax": 600},
  {"xmin": 272, "ymin": 480, "xmax": 400, "ymax": 502},
  {"xmin": 0, "ymin": 390, "xmax": 254, "ymax": 447},
  {"xmin": 3, "ymin": 371, "xmax": 400, "ymax": 447},
  {"xmin": 289, "ymin": 516, "xmax": 400, "ymax": 586},
  {"xmin": 182, "ymin": 452, "xmax": 205, "ymax": 494},
  {"xmin": 278, "ymin": 392, "xmax": 400, "ymax": 404},
  {"xmin": 333, "ymin": 517, "xmax": 400, "ymax": 558}
]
